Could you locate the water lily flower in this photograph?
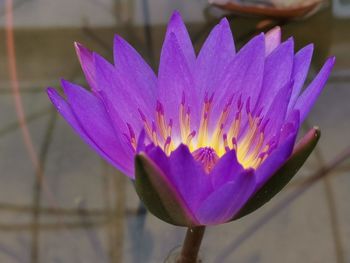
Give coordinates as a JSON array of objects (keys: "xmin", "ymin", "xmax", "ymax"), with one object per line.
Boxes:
[{"xmin": 47, "ymin": 11, "xmax": 334, "ymax": 227}]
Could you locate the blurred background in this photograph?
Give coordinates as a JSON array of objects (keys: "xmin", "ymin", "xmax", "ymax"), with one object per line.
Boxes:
[{"xmin": 0, "ymin": 0, "xmax": 349, "ymax": 262}]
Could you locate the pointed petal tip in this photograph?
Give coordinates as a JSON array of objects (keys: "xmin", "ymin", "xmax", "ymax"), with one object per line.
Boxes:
[
  {"xmin": 313, "ymin": 127, "xmax": 321, "ymax": 140},
  {"xmin": 46, "ymin": 87, "xmax": 56, "ymax": 97},
  {"xmin": 296, "ymin": 43, "xmax": 314, "ymax": 59},
  {"xmin": 92, "ymin": 51, "xmax": 101, "ymax": 65},
  {"xmin": 257, "ymin": 32, "xmax": 265, "ymax": 38},
  {"xmin": 305, "ymin": 43, "xmax": 314, "ymax": 51},
  {"xmin": 291, "ymin": 127, "xmax": 321, "ymax": 163},
  {"xmin": 243, "ymin": 32, "xmax": 265, "ymax": 50},
  {"xmin": 267, "ymin": 26, "xmax": 281, "ymax": 34},
  {"xmin": 172, "ymin": 143, "xmax": 191, "ymax": 156},
  {"xmin": 255, "ymin": 33, "xmax": 266, "ymax": 45},
  {"xmin": 74, "ymin": 41, "xmax": 81, "ymax": 49},
  {"xmin": 46, "ymin": 87, "xmax": 62, "ymax": 106},
  {"xmin": 265, "ymin": 27, "xmax": 281, "ymax": 56},
  {"xmin": 286, "ymin": 36, "xmax": 294, "ymax": 42},
  {"xmin": 60, "ymin": 78, "xmax": 67, "ymax": 87},
  {"xmin": 287, "ymin": 36, "xmax": 295, "ymax": 46},
  {"xmin": 312, "ymin": 126, "xmax": 321, "ymax": 139},
  {"xmin": 265, "ymin": 26, "xmax": 281, "ymax": 40},
  {"xmin": 60, "ymin": 78, "xmax": 71, "ymax": 92},
  {"xmin": 74, "ymin": 42, "xmax": 91, "ymax": 56},
  {"xmin": 113, "ymin": 34, "xmax": 125, "ymax": 45},
  {"xmin": 294, "ymin": 55, "xmax": 335, "ymax": 122},
  {"xmin": 321, "ymin": 56, "xmax": 336, "ymax": 71},
  {"xmin": 92, "ymin": 50, "xmax": 103, "ymax": 61},
  {"xmin": 328, "ymin": 55, "xmax": 336, "ymax": 65},
  {"xmin": 170, "ymin": 10, "xmax": 182, "ymax": 19},
  {"xmin": 219, "ymin": 16, "xmax": 230, "ymax": 27},
  {"xmin": 162, "ymin": 11, "xmax": 196, "ymax": 67},
  {"xmin": 135, "ymin": 152, "xmax": 148, "ymax": 166},
  {"xmin": 273, "ymin": 25, "xmax": 281, "ymax": 31},
  {"xmin": 167, "ymin": 10, "xmax": 184, "ymax": 27},
  {"xmin": 306, "ymin": 125, "xmax": 321, "ymax": 138},
  {"xmin": 46, "ymin": 87, "xmax": 68, "ymax": 115},
  {"xmin": 113, "ymin": 34, "xmax": 128, "ymax": 60},
  {"xmin": 313, "ymin": 125, "xmax": 320, "ymax": 132},
  {"xmin": 294, "ymin": 126, "xmax": 321, "ymax": 153},
  {"xmin": 74, "ymin": 41, "xmax": 83, "ymax": 50},
  {"xmin": 60, "ymin": 79, "xmax": 84, "ymax": 99},
  {"xmin": 321, "ymin": 55, "xmax": 336, "ymax": 75},
  {"xmin": 92, "ymin": 51, "xmax": 113, "ymax": 71},
  {"xmin": 278, "ymin": 37, "xmax": 294, "ymax": 52},
  {"xmin": 136, "ymin": 129, "xmax": 146, "ymax": 153}
]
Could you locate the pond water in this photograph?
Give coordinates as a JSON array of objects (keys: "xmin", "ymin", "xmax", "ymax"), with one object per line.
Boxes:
[{"xmin": 0, "ymin": 0, "xmax": 350, "ymax": 262}]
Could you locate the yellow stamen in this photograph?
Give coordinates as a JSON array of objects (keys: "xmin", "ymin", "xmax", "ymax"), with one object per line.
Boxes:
[
  {"xmin": 186, "ymin": 130, "xmax": 196, "ymax": 149},
  {"xmin": 211, "ymin": 98, "xmax": 232, "ymax": 152},
  {"xmin": 197, "ymin": 93, "xmax": 213, "ymax": 147},
  {"xmin": 137, "ymin": 94, "xmax": 272, "ymax": 170},
  {"xmin": 164, "ymin": 137, "xmax": 171, "ymax": 155},
  {"xmin": 151, "ymin": 122, "xmax": 159, "ymax": 146},
  {"xmin": 227, "ymin": 112, "xmax": 241, "ymax": 146},
  {"xmin": 179, "ymin": 102, "xmax": 187, "ymax": 141},
  {"xmin": 156, "ymin": 113, "xmax": 167, "ymax": 140},
  {"xmin": 250, "ymin": 132, "xmax": 264, "ymax": 159},
  {"xmin": 238, "ymin": 115, "xmax": 261, "ymax": 161}
]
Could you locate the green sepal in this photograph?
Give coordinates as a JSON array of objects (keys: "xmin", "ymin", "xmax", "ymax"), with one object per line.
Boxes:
[
  {"xmin": 134, "ymin": 154, "xmax": 196, "ymax": 226},
  {"xmin": 233, "ymin": 127, "xmax": 320, "ymax": 220}
]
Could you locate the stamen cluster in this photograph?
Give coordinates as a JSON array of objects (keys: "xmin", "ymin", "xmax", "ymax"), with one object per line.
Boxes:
[{"xmin": 127, "ymin": 93, "xmax": 275, "ymax": 170}]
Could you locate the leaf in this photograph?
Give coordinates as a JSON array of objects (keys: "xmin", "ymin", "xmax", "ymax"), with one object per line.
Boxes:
[{"xmin": 234, "ymin": 127, "xmax": 320, "ymax": 219}]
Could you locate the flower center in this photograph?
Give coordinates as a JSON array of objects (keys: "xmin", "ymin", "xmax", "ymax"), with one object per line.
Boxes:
[
  {"xmin": 131, "ymin": 93, "xmax": 276, "ymax": 170},
  {"xmin": 192, "ymin": 147, "xmax": 219, "ymax": 173}
]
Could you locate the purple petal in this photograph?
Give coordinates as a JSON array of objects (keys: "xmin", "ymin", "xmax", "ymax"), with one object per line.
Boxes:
[
  {"xmin": 196, "ymin": 169, "xmax": 255, "ymax": 225},
  {"xmin": 136, "ymin": 129, "xmax": 147, "ymax": 153},
  {"xmin": 211, "ymin": 33, "xmax": 265, "ymax": 132},
  {"xmin": 158, "ymin": 33, "xmax": 199, "ymax": 134},
  {"xmin": 255, "ymin": 111, "xmax": 300, "ymax": 189},
  {"xmin": 262, "ymin": 80, "xmax": 293, "ymax": 141},
  {"xmin": 257, "ymin": 38, "xmax": 294, "ymax": 114},
  {"xmin": 94, "ymin": 53, "xmax": 154, "ymax": 134},
  {"xmin": 280, "ymin": 110, "xmax": 300, "ymax": 142},
  {"xmin": 210, "ymin": 150, "xmax": 244, "ymax": 188},
  {"xmin": 47, "ymin": 88, "xmax": 111, "ymax": 162},
  {"xmin": 144, "ymin": 146, "xmax": 170, "ymax": 178},
  {"xmin": 47, "ymin": 87, "xmax": 132, "ymax": 176},
  {"xmin": 169, "ymin": 145, "xmax": 213, "ymax": 210},
  {"xmin": 60, "ymin": 80, "xmax": 134, "ymax": 177},
  {"xmin": 147, "ymin": 144, "xmax": 212, "ymax": 213},
  {"xmin": 265, "ymin": 26, "xmax": 281, "ymax": 56},
  {"xmin": 136, "ymin": 153, "xmax": 199, "ymax": 225},
  {"xmin": 195, "ymin": 18, "xmax": 235, "ymax": 99},
  {"xmin": 288, "ymin": 44, "xmax": 314, "ymax": 112},
  {"xmin": 113, "ymin": 35, "xmax": 157, "ymax": 101},
  {"xmin": 97, "ymin": 89, "xmax": 141, "ymax": 148},
  {"xmin": 75, "ymin": 42, "xmax": 97, "ymax": 93},
  {"xmin": 165, "ymin": 11, "xmax": 196, "ymax": 67},
  {"xmin": 293, "ymin": 56, "xmax": 335, "ymax": 122}
]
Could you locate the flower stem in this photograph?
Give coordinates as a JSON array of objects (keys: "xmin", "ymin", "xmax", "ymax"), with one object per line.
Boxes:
[{"xmin": 178, "ymin": 226, "xmax": 206, "ymax": 263}]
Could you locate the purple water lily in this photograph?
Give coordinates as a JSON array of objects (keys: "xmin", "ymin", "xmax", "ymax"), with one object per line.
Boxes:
[{"xmin": 47, "ymin": 11, "xmax": 334, "ymax": 226}]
